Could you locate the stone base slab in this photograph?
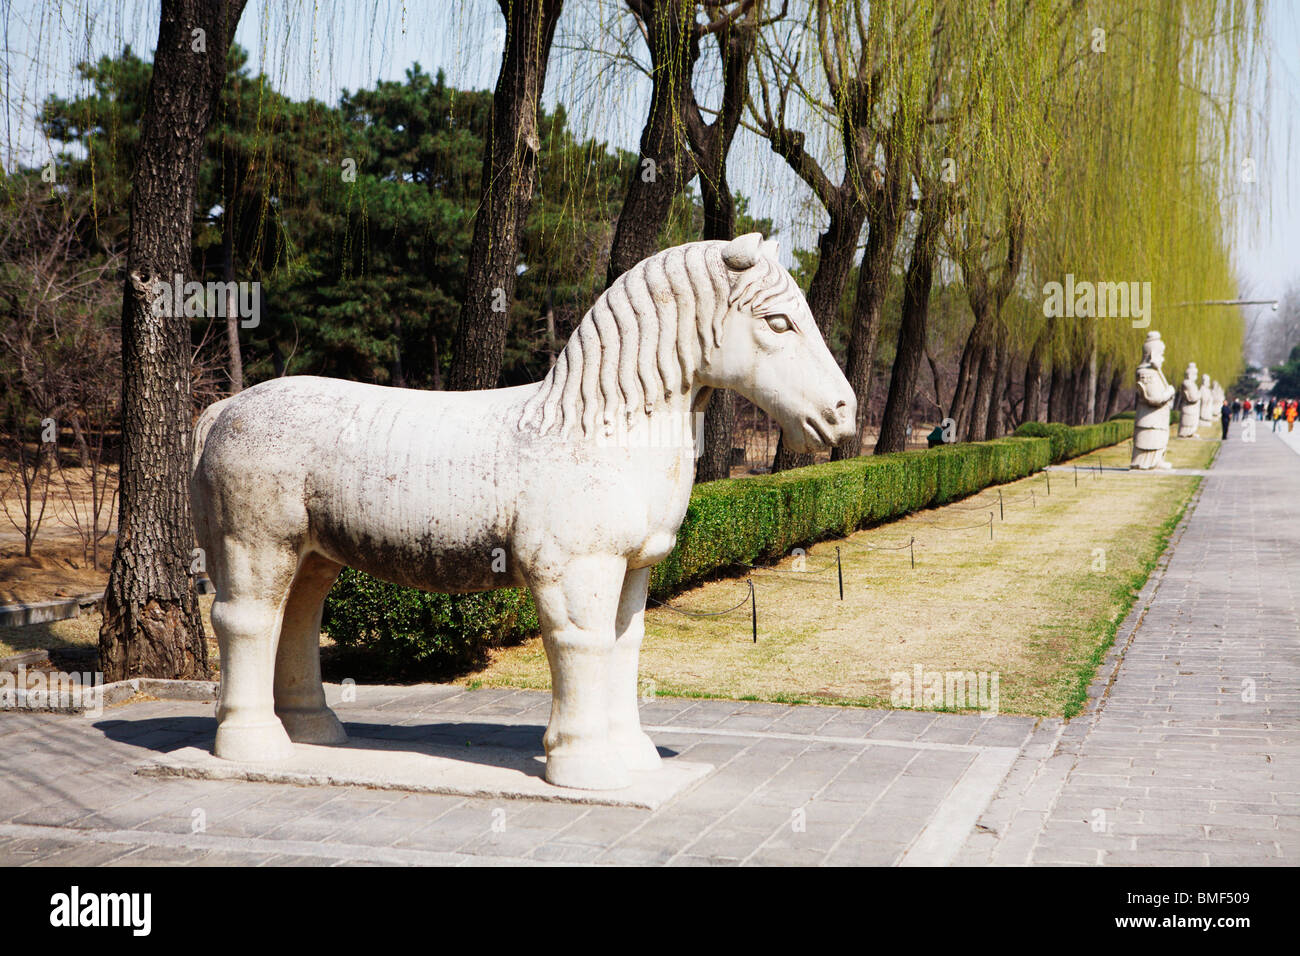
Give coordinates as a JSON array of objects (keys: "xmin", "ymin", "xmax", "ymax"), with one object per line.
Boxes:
[{"xmin": 138, "ymin": 737, "xmax": 713, "ymax": 810}]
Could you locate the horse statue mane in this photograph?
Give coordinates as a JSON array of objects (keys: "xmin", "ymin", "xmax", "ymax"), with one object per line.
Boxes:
[{"xmin": 518, "ymin": 237, "xmax": 795, "ymax": 438}]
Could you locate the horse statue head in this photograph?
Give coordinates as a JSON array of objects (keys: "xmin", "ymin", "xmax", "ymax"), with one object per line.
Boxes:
[{"xmin": 519, "ymin": 233, "xmax": 856, "ymax": 453}]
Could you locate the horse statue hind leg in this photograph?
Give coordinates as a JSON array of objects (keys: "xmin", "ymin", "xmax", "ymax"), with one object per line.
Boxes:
[{"xmin": 192, "ymin": 402, "xmax": 347, "ymax": 761}]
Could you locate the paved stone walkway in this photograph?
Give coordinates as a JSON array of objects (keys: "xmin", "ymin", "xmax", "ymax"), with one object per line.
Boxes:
[
  {"xmin": 1, "ymin": 429, "xmax": 1294, "ymax": 867},
  {"xmin": 957, "ymin": 430, "xmax": 1299, "ymax": 865},
  {"xmin": 0, "ymin": 689, "xmax": 1037, "ymax": 866}
]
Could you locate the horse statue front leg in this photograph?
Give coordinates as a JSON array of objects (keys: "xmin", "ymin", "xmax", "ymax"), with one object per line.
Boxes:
[
  {"xmin": 529, "ymin": 554, "xmax": 631, "ymax": 790},
  {"xmin": 608, "ymin": 566, "xmax": 662, "ymax": 771}
]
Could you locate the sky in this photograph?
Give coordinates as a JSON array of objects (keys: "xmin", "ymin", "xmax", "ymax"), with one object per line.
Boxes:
[{"xmin": 3, "ymin": 0, "xmax": 1297, "ymax": 345}]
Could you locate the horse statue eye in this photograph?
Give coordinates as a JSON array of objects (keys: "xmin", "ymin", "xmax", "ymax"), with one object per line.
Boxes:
[{"xmin": 765, "ymin": 314, "xmax": 793, "ymax": 333}]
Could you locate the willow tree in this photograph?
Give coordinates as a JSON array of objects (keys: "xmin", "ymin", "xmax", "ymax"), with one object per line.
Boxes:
[
  {"xmin": 447, "ymin": 0, "xmax": 564, "ymax": 391},
  {"xmin": 1024, "ymin": 0, "xmax": 1260, "ymax": 425},
  {"xmin": 749, "ymin": 0, "xmax": 931, "ymax": 469},
  {"xmin": 937, "ymin": 0, "xmax": 1065, "ymax": 442},
  {"xmin": 101, "ymin": 0, "xmax": 248, "ymax": 681}
]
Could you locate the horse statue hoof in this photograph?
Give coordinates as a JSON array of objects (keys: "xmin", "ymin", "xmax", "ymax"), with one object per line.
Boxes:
[
  {"xmin": 545, "ymin": 752, "xmax": 632, "ymax": 791},
  {"xmin": 276, "ymin": 706, "xmax": 348, "ymax": 745},
  {"xmin": 214, "ymin": 719, "xmax": 296, "ymax": 763},
  {"xmin": 612, "ymin": 731, "xmax": 662, "ymax": 772}
]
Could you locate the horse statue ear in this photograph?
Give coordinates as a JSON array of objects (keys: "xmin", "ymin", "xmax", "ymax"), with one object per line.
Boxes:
[
  {"xmin": 759, "ymin": 238, "xmax": 779, "ymax": 261},
  {"xmin": 722, "ymin": 232, "xmax": 764, "ymax": 270}
]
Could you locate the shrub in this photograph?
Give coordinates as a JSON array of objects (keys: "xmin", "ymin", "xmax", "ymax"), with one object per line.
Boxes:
[
  {"xmin": 321, "ymin": 568, "xmax": 538, "ymax": 678},
  {"xmin": 1013, "ymin": 418, "xmax": 1132, "ymax": 462}
]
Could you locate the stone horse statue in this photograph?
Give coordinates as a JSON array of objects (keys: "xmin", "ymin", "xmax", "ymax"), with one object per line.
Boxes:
[{"xmin": 191, "ymin": 234, "xmax": 856, "ymax": 790}]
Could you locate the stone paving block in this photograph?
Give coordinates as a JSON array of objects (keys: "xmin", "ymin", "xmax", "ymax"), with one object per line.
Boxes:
[
  {"xmin": 678, "ymin": 824, "xmax": 770, "ymax": 861},
  {"xmin": 529, "ymin": 841, "xmax": 605, "ymax": 863},
  {"xmin": 824, "ymin": 838, "xmax": 905, "ymax": 866},
  {"xmin": 23, "ymin": 841, "xmax": 140, "ymax": 866},
  {"xmin": 744, "ymin": 845, "xmax": 826, "ymax": 866}
]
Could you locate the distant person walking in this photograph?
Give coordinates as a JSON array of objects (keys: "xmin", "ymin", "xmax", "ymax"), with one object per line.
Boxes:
[
  {"xmin": 1289, "ymin": 400, "xmax": 1298, "ymax": 433},
  {"xmin": 1221, "ymin": 400, "xmax": 1231, "ymax": 440},
  {"xmin": 1273, "ymin": 400, "xmax": 1283, "ymax": 431},
  {"xmin": 1232, "ymin": 397, "xmax": 1242, "ymax": 421}
]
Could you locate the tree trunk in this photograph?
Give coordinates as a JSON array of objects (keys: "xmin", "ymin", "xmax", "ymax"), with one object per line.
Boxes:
[
  {"xmin": 696, "ymin": 390, "xmax": 735, "ymax": 483},
  {"xmin": 833, "ymin": 160, "xmax": 907, "ymax": 460},
  {"xmin": 447, "ymin": 0, "xmax": 563, "ymax": 390},
  {"xmin": 967, "ymin": 326, "xmax": 997, "ymax": 441},
  {"xmin": 1083, "ymin": 339, "xmax": 1099, "ymax": 424},
  {"xmin": 100, "ymin": 0, "xmax": 248, "ymax": 682},
  {"xmin": 983, "ymin": 319, "xmax": 1011, "ymax": 440},
  {"xmin": 1047, "ymin": 356, "xmax": 1066, "ymax": 423},
  {"xmin": 1103, "ymin": 363, "xmax": 1124, "ymax": 420},
  {"xmin": 876, "ymin": 194, "xmax": 941, "ymax": 456},
  {"xmin": 694, "ymin": 173, "xmax": 737, "ymax": 484},
  {"xmin": 221, "ymin": 214, "xmax": 242, "ymax": 393},
  {"xmin": 771, "ymin": 202, "xmax": 865, "ymax": 472},
  {"xmin": 690, "ymin": 10, "xmax": 754, "ymax": 483},
  {"xmin": 1023, "ymin": 324, "xmax": 1050, "ymax": 424},
  {"xmin": 606, "ymin": 0, "xmax": 698, "ymax": 286},
  {"xmin": 950, "ymin": 330, "xmax": 979, "ymax": 433}
]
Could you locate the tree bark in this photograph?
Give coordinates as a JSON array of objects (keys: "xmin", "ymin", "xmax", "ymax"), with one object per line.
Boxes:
[
  {"xmin": 1022, "ymin": 323, "xmax": 1051, "ymax": 424},
  {"xmin": 983, "ymin": 318, "xmax": 1011, "ymax": 439},
  {"xmin": 834, "ymin": 139, "xmax": 908, "ymax": 460},
  {"xmin": 1047, "ymin": 356, "xmax": 1066, "ymax": 423},
  {"xmin": 221, "ymin": 212, "xmax": 242, "ymax": 393},
  {"xmin": 447, "ymin": 0, "xmax": 563, "ymax": 390},
  {"xmin": 100, "ymin": 0, "xmax": 248, "ymax": 682},
  {"xmin": 1082, "ymin": 338, "xmax": 1098, "ymax": 424},
  {"xmin": 876, "ymin": 190, "xmax": 942, "ymax": 455},
  {"xmin": 1103, "ymin": 362, "xmax": 1124, "ymax": 420},
  {"xmin": 967, "ymin": 320, "xmax": 998, "ymax": 440}
]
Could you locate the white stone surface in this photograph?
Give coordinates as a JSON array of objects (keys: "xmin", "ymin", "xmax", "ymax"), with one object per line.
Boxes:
[
  {"xmin": 1176, "ymin": 362, "xmax": 1201, "ymax": 438},
  {"xmin": 140, "ymin": 741, "xmax": 714, "ymax": 810},
  {"xmin": 190, "ymin": 234, "xmax": 856, "ymax": 790},
  {"xmin": 1199, "ymin": 372, "xmax": 1215, "ymax": 426},
  {"xmin": 1131, "ymin": 331, "xmax": 1176, "ymax": 469}
]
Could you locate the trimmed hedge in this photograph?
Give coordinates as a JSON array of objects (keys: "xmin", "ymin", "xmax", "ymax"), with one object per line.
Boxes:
[
  {"xmin": 322, "ymin": 419, "xmax": 1132, "ymax": 673},
  {"xmin": 322, "ymin": 569, "xmax": 538, "ymax": 678},
  {"xmin": 1012, "ymin": 418, "xmax": 1132, "ymax": 464}
]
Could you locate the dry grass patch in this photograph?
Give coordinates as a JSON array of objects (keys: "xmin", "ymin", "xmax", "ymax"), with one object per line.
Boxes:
[
  {"xmin": 1070, "ymin": 425, "xmax": 1220, "ymax": 471},
  {"xmin": 469, "ymin": 445, "xmax": 1201, "ymax": 718}
]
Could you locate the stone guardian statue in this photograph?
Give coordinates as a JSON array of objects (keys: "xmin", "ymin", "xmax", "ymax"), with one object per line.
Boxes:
[
  {"xmin": 1199, "ymin": 372, "xmax": 1214, "ymax": 427},
  {"xmin": 1132, "ymin": 331, "xmax": 1176, "ymax": 470},
  {"xmin": 1177, "ymin": 362, "xmax": 1201, "ymax": 437}
]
